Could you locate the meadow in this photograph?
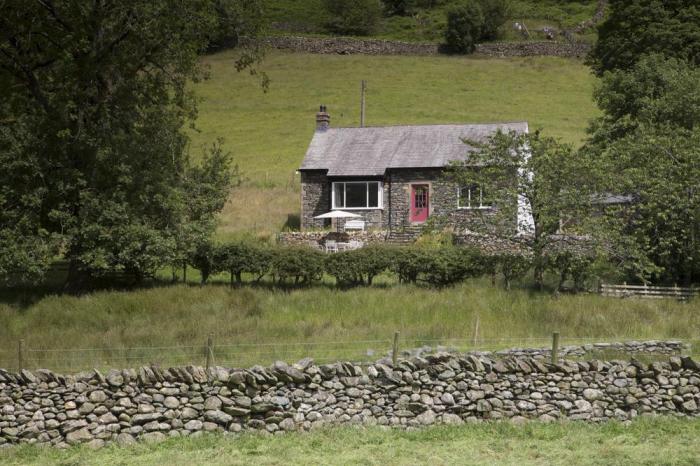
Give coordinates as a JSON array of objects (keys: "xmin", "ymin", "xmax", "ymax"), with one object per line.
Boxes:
[
  {"xmin": 1, "ymin": 279, "xmax": 698, "ymax": 372},
  {"xmin": 3, "ymin": 417, "xmax": 700, "ymax": 465},
  {"xmin": 191, "ymin": 50, "xmax": 599, "ymax": 235}
]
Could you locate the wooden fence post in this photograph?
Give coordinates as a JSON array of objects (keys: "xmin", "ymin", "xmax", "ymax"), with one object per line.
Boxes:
[
  {"xmin": 205, "ymin": 333, "xmax": 214, "ymax": 372},
  {"xmin": 18, "ymin": 339, "xmax": 24, "ymax": 372},
  {"xmin": 551, "ymin": 332, "xmax": 560, "ymax": 365},
  {"xmin": 392, "ymin": 331, "xmax": 400, "ymax": 366},
  {"xmin": 472, "ymin": 315, "xmax": 480, "ymax": 348}
]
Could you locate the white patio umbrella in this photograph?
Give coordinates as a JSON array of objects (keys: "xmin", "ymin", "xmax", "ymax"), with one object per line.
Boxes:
[{"xmin": 314, "ymin": 210, "xmax": 361, "ymax": 232}]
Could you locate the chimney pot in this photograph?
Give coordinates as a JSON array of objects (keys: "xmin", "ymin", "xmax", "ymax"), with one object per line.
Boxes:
[{"xmin": 316, "ymin": 105, "xmax": 330, "ymax": 132}]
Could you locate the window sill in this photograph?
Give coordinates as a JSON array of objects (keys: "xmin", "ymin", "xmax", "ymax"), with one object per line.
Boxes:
[
  {"xmin": 332, "ymin": 207, "xmax": 383, "ymax": 211},
  {"xmin": 457, "ymin": 206, "xmax": 494, "ymax": 211}
]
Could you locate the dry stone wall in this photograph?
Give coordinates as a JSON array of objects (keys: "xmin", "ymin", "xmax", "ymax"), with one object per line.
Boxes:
[
  {"xmin": 2, "ymin": 346, "xmax": 699, "ymax": 449},
  {"xmin": 246, "ymin": 36, "xmax": 591, "ymax": 58}
]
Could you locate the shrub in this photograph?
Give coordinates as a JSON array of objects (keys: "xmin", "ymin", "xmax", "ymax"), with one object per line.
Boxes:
[
  {"xmin": 420, "ymin": 246, "xmax": 483, "ymax": 287},
  {"xmin": 326, "ymin": 245, "xmax": 394, "ymax": 286},
  {"xmin": 383, "ymin": 0, "xmax": 413, "ymax": 16},
  {"xmin": 324, "ymin": 0, "xmax": 383, "ymax": 35},
  {"xmin": 497, "ymin": 253, "xmax": 531, "ymax": 290},
  {"xmin": 479, "ymin": 0, "xmax": 510, "ymax": 40},
  {"xmin": 390, "ymin": 246, "xmax": 430, "ymax": 284},
  {"xmin": 216, "ymin": 241, "xmax": 271, "ymax": 286},
  {"xmin": 269, "ymin": 246, "xmax": 325, "ymax": 285},
  {"xmin": 445, "ymin": 0, "xmax": 484, "ymax": 54},
  {"xmin": 189, "ymin": 241, "xmax": 219, "ymax": 284},
  {"xmin": 547, "ymin": 251, "xmax": 595, "ymax": 292}
]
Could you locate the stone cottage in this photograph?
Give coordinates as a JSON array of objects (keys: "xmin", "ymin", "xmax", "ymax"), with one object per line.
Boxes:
[{"xmin": 298, "ymin": 106, "xmax": 532, "ymax": 233}]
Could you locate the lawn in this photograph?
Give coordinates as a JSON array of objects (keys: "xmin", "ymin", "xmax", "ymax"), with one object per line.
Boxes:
[
  {"xmin": 3, "ymin": 418, "xmax": 700, "ymax": 465},
  {"xmin": 191, "ymin": 50, "xmax": 599, "ymax": 234},
  {"xmin": 1, "ymin": 280, "xmax": 698, "ymax": 372}
]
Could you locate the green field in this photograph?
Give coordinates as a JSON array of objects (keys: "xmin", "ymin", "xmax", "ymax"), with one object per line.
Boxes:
[
  {"xmin": 3, "ymin": 418, "xmax": 700, "ymax": 465},
  {"xmin": 1, "ymin": 279, "xmax": 698, "ymax": 372},
  {"xmin": 191, "ymin": 50, "xmax": 598, "ymax": 234}
]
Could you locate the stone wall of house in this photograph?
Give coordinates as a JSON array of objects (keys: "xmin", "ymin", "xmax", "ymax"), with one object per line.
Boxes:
[
  {"xmin": 1, "ymin": 348, "xmax": 699, "ymax": 448},
  {"xmin": 244, "ymin": 36, "xmax": 591, "ymax": 58},
  {"xmin": 300, "ymin": 171, "xmax": 330, "ymax": 230},
  {"xmin": 386, "ymin": 168, "xmax": 508, "ymax": 232}
]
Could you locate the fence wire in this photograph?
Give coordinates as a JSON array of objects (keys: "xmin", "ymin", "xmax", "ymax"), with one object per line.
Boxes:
[{"xmin": 1, "ymin": 336, "xmax": 696, "ymax": 374}]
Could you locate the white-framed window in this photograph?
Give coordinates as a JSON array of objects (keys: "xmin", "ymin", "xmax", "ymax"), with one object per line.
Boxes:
[
  {"xmin": 458, "ymin": 184, "xmax": 492, "ymax": 209},
  {"xmin": 332, "ymin": 181, "xmax": 382, "ymax": 209}
]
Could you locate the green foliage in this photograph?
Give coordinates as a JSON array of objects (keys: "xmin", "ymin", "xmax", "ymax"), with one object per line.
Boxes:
[
  {"xmin": 448, "ymin": 130, "xmax": 595, "ymax": 287},
  {"xmin": 479, "ymin": 0, "xmax": 511, "ymax": 40},
  {"xmin": 445, "ymin": 0, "xmax": 484, "ymax": 53},
  {"xmin": 269, "ymin": 246, "xmax": 325, "ymax": 285},
  {"xmin": 547, "ymin": 251, "xmax": 595, "ymax": 292},
  {"xmin": 445, "ymin": 0, "xmax": 510, "ymax": 53},
  {"xmin": 585, "ymin": 55, "xmax": 700, "ymax": 284},
  {"xmin": 325, "ymin": 245, "xmax": 393, "ymax": 286},
  {"xmin": 390, "ymin": 247, "xmax": 430, "ymax": 284},
  {"xmin": 420, "ymin": 246, "xmax": 484, "ymax": 287},
  {"xmin": 0, "ymin": 1, "xmax": 255, "ymax": 289},
  {"xmin": 216, "ymin": 241, "xmax": 271, "ymax": 285},
  {"xmin": 497, "ymin": 253, "xmax": 531, "ymax": 289},
  {"xmin": 189, "ymin": 241, "xmax": 219, "ymax": 285},
  {"xmin": 589, "ymin": 55, "xmax": 700, "ymax": 144},
  {"xmin": 588, "ymin": 0, "xmax": 700, "ymax": 75},
  {"xmin": 324, "ymin": 0, "xmax": 384, "ymax": 35}
]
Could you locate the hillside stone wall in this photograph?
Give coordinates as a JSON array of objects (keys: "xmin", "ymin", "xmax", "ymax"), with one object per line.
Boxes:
[
  {"xmin": 246, "ymin": 36, "xmax": 591, "ymax": 58},
  {"xmin": 1, "ymin": 346, "xmax": 699, "ymax": 449}
]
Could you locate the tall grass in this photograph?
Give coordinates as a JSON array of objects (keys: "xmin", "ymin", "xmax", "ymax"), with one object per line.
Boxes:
[{"xmin": 1, "ymin": 280, "xmax": 697, "ymax": 371}]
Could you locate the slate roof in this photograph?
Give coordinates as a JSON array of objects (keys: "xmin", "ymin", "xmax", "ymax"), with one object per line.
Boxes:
[{"xmin": 300, "ymin": 122, "xmax": 529, "ymax": 176}]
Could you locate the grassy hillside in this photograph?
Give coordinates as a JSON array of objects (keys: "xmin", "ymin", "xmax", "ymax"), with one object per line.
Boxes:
[
  {"xmin": 1, "ymin": 280, "xmax": 698, "ymax": 372},
  {"xmin": 191, "ymin": 50, "xmax": 598, "ymax": 234},
  {"xmin": 264, "ymin": 0, "xmax": 600, "ymax": 43},
  {"xmin": 4, "ymin": 418, "xmax": 700, "ymax": 465}
]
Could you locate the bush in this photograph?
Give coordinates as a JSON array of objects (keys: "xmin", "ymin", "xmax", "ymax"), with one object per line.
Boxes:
[
  {"xmin": 420, "ymin": 246, "xmax": 484, "ymax": 287},
  {"xmin": 325, "ymin": 245, "xmax": 393, "ymax": 286},
  {"xmin": 445, "ymin": 0, "xmax": 484, "ymax": 54},
  {"xmin": 324, "ymin": 0, "xmax": 383, "ymax": 35},
  {"xmin": 497, "ymin": 253, "xmax": 531, "ymax": 290},
  {"xmin": 444, "ymin": 0, "xmax": 510, "ymax": 53},
  {"xmin": 189, "ymin": 241, "xmax": 219, "ymax": 284},
  {"xmin": 390, "ymin": 246, "xmax": 430, "ymax": 284},
  {"xmin": 216, "ymin": 241, "xmax": 271, "ymax": 286},
  {"xmin": 269, "ymin": 246, "xmax": 325, "ymax": 285},
  {"xmin": 479, "ymin": 0, "xmax": 510, "ymax": 40},
  {"xmin": 547, "ymin": 251, "xmax": 595, "ymax": 292},
  {"xmin": 383, "ymin": 0, "xmax": 413, "ymax": 16}
]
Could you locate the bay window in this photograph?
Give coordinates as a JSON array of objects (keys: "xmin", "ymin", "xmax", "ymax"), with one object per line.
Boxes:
[{"xmin": 332, "ymin": 181, "xmax": 382, "ymax": 209}]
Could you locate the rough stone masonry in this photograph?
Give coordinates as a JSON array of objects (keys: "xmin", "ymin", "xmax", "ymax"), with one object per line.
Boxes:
[{"xmin": 1, "ymin": 350, "xmax": 699, "ymax": 449}]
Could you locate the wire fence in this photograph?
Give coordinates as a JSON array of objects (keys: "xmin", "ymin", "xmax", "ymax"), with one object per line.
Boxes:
[{"xmin": 1, "ymin": 334, "xmax": 697, "ymax": 375}]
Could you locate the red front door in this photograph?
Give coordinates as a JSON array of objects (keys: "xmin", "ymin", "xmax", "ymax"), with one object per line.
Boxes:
[{"xmin": 410, "ymin": 184, "xmax": 429, "ymax": 223}]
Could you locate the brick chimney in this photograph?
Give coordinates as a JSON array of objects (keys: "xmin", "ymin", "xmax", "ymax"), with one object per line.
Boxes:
[{"xmin": 316, "ymin": 105, "xmax": 330, "ymax": 132}]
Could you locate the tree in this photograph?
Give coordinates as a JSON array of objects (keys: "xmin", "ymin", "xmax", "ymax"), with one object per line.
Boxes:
[
  {"xmin": 447, "ymin": 130, "xmax": 594, "ymax": 288},
  {"xmin": 588, "ymin": 0, "xmax": 700, "ymax": 75},
  {"xmin": 324, "ymin": 0, "xmax": 383, "ymax": 36},
  {"xmin": 445, "ymin": 0, "xmax": 484, "ymax": 53},
  {"xmin": 0, "ymin": 1, "xmax": 259, "ymax": 288},
  {"xmin": 582, "ymin": 55, "xmax": 700, "ymax": 284},
  {"xmin": 479, "ymin": 0, "xmax": 510, "ymax": 41}
]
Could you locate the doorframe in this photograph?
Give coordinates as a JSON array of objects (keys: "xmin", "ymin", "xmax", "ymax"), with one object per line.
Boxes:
[{"xmin": 407, "ymin": 181, "xmax": 432, "ymax": 224}]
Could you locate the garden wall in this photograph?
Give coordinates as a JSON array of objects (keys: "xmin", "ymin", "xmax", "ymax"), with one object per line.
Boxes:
[{"xmin": 1, "ymin": 344, "xmax": 699, "ymax": 448}]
